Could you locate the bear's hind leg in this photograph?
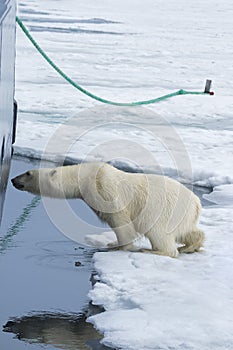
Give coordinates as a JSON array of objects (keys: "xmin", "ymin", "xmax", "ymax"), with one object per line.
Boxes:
[
  {"xmin": 178, "ymin": 228, "xmax": 204, "ymax": 254},
  {"xmin": 143, "ymin": 231, "xmax": 179, "ymax": 258}
]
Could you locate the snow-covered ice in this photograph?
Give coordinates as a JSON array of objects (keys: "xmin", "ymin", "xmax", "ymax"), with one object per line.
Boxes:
[
  {"xmin": 204, "ymin": 184, "xmax": 233, "ymax": 206},
  {"xmin": 15, "ymin": 0, "xmax": 233, "ymax": 189},
  {"xmin": 88, "ymin": 203, "xmax": 233, "ymax": 350},
  {"xmin": 86, "ymin": 231, "xmax": 151, "ymax": 250},
  {"xmin": 15, "ymin": 0, "xmax": 233, "ymax": 349}
]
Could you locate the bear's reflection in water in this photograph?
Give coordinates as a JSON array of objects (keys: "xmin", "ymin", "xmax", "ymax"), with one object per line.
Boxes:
[{"xmin": 3, "ymin": 311, "xmax": 111, "ymax": 350}]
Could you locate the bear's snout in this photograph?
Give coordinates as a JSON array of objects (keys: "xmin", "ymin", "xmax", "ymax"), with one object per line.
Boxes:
[{"xmin": 11, "ymin": 176, "xmax": 25, "ymax": 190}]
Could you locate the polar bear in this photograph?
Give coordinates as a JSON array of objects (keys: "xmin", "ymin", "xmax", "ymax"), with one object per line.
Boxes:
[{"xmin": 11, "ymin": 162, "xmax": 204, "ymax": 257}]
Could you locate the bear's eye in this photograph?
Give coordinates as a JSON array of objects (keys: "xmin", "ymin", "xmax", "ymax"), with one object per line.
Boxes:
[
  {"xmin": 50, "ymin": 169, "xmax": 57, "ymax": 176},
  {"xmin": 26, "ymin": 171, "xmax": 32, "ymax": 176}
]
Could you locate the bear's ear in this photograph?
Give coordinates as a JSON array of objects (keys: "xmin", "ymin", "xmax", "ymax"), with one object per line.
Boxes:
[{"xmin": 50, "ymin": 169, "xmax": 57, "ymax": 177}]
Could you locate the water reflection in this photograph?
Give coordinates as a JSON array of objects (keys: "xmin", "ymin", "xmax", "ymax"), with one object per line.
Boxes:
[
  {"xmin": 0, "ymin": 196, "xmax": 40, "ymax": 254},
  {"xmin": 3, "ymin": 309, "xmax": 111, "ymax": 350}
]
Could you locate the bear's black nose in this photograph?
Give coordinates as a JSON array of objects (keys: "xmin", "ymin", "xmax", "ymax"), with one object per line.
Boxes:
[{"xmin": 11, "ymin": 178, "xmax": 24, "ymax": 190}]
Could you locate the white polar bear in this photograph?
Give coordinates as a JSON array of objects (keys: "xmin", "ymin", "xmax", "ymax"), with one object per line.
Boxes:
[{"xmin": 11, "ymin": 162, "xmax": 204, "ymax": 258}]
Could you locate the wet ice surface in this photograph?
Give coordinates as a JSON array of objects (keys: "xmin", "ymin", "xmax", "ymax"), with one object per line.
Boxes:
[{"xmin": 0, "ymin": 158, "xmax": 111, "ymax": 350}]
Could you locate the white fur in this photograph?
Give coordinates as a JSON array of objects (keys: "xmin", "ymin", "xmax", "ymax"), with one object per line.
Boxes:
[{"xmin": 12, "ymin": 162, "xmax": 204, "ymax": 257}]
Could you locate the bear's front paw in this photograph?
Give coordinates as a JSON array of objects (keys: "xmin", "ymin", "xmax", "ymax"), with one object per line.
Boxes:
[
  {"xmin": 107, "ymin": 241, "xmax": 119, "ymax": 250},
  {"xmin": 120, "ymin": 243, "xmax": 139, "ymax": 252}
]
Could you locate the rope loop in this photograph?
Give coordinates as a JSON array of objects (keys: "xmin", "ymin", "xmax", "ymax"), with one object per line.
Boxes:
[{"xmin": 16, "ymin": 16, "xmax": 211, "ymax": 106}]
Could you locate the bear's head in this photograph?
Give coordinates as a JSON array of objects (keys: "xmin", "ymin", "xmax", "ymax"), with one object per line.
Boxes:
[{"xmin": 11, "ymin": 168, "xmax": 60, "ymax": 197}]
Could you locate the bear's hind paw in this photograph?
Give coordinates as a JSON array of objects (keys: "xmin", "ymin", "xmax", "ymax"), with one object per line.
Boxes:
[{"xmin": 140, "ymin": 248, "xmax": 179, "ymax": 258}]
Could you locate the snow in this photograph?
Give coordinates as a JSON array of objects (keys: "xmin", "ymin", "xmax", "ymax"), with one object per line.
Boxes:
[
  {"xmin": 88, "ymin": 204, "xmax": 233, "ymax": 350},
  {"xmin": 13, "ymin": 105, "xmax": 233, "ymax": 188},
  {"xmin": 14, "ymin": 0, "xmax": 233, "ymax": 349},
  {"xmin": 86, "ymin": 231, "xmax": 151, "ymax": 250},
  {"xmin": 15, "ymin": 0, "xmax": 233, "ymax": 188}
]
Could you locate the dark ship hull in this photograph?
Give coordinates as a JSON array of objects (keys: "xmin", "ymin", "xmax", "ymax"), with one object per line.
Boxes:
[{"xmin": 0, "ymin": 0, "xmax": 16, "ymax": 224}]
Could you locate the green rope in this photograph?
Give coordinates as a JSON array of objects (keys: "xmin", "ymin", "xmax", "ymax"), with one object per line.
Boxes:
[{"xmin": 16, "ymin": 16, "xmax": 209, "ymax": 106}]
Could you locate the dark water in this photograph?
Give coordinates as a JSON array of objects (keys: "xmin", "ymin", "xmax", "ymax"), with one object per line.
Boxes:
[
  {"xmin": 0, "ymin": 157, "xmax": 110, "ymax": 350},
  {"xmin": 0, "ymin": 157, "xmax": 211, "ymax": 350}
]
